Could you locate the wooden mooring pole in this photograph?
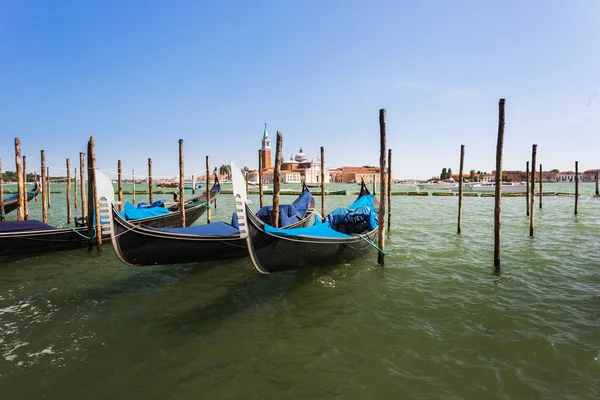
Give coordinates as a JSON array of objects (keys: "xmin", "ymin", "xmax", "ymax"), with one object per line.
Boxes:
[
  {"xmin": 80, "ymin": 152, "xmax": 86, "ymax": 219},
  {"xmin": 529, "ymin": 145, "xmax": 537, "ymax": 236},
  {"xmin": 493, "ymin": 99, "xmax": 505, "ymax": 271},
  {"xmin": 206, "ymin": 155, "xmax": 211, "ymax": 223},
  {"xmin": 74, "ymin": 167, "xmax": 78, "ymax": 210},
  {"xmin": 272, "ymin": 131, "xmax": 282, "ymax": 228},
  {"xmin": 46, "ymin": 166, "xmax": 51, "ymax": 209},
  {"xmin": 213, "ymin": 167, "xmax": 218, "ymax": 209},
  {"xmin": 377, "ymin": 108, "xmax": 387, "ymax": 265},
  {"xmin": 457, "ymin": 144, "xmax": 465, "ymax": 234},
  {"xmin": 118, "ymin": 160, "xmax": 123, "ymax": 212},
  {"xmin": 179, "ymin": 139, "xmax": 185, "ymax": 227},
  {"xmin": 192, "ymin": 175, "xmax": 196, "ymax": 195},
  {"xmin": 148, "ymin": 158, "xmax": 153, "ymax": 204},
  {"xmin": 539, "ymin": 163, "xmax": 543, "ymax": 209},
  {"xmin": 66, "ymin": 158, "xmax": 72, "ymax": 224},
  {"xmin": 575, "ymin": 161, "xmax": 579, "ymax": 215},
  {"xmin": 41, "ymin": 150, "xmax": 48, "ymax": 223},
  {"xmin": 526, "ymin": 161, "xmax": 530, "ymax": 216},
  {"xmin": 372, "ymin": 175, "xmax": 377, "ymax": 196},
  {"xmin": 15, "ymin": 138, "xmax": 25, "ymax": 221},
  {"xmin": 596, "ymin": 171, "xmax": 599, "ymax": 196},
  {"xmin": 88, "ymin": 135, "xmax": 101, "ymax": 251},
  {"xmin": 22, "ymin": 155, "xmax": 28, "ymax": 220},
  {"xmin": 34, "ymin": 170, "xmax": 38, "ymax": 202},
  {"xmin": 132, "ymin": 170, "xmax": 136, "ymax": 205},
  {"xmin": 0, "ymin": 158, "xmax": 4, "ymax": 222},
  {"xmin": 387, "ymin": 148, "xmax": 392, "ymax": 233},
  {"xmin": 258, "ymin": 149, "xmax": 264, "ymax": 208},
  {"xmin": 320, "ymin": 146, "xmax": 326, "ymax": 221}
]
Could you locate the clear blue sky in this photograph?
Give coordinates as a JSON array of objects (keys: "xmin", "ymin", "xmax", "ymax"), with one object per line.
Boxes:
[{"xmin": 1, "ymin": 0, "xmax": 598, "ymax": 180}]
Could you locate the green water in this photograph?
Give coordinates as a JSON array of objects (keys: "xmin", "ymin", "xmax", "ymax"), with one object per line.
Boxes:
[{"xmin": 1, "ymin": 183, "xmax": 599, "ymax": 399}]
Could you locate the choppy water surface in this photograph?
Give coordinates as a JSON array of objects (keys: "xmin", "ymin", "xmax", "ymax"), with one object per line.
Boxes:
[{"xmin": 1, "ymin": 183, "xmax": 599, "ymax": 399}]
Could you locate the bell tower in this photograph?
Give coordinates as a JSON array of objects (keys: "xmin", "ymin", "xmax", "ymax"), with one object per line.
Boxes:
[{"xmin": 261, "ymin": 123, "xmax": 272, "ymax": 169}]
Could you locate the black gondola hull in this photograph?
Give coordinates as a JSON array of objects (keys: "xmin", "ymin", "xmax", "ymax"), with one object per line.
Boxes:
[
  {"xmin": 0, "ymin": 227, "xmax": 88, "ymax": 261},
  {"xmin": 2, "ymin": 182, "xmax": 41, "ymax": 216}
]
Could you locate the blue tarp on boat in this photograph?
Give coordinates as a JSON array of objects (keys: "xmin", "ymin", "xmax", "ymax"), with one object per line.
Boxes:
[
  {"xmin": 2, "ymin": 189, "xmax": 37, "ymax": 202},
  {"xmin": 0, "ymin": 220, "xmax": 56, "ymax": 233},
  {"xmin": 154, "ymin": 222, "xmax": 239, "ymax": 237},
  {"xmin": 291, "ymin": 189, "xmax": 313, "ymax": 217},
  {"xmin": 119, "ymin": 202, "xmax": 169, "ymax": 221},
  {"xmin": 263, "ymin": 194, "xmax": 378, "ymax": 239},
  {"xmin": 256, "ymin": 204, "xmax": 302, "ymax": 227}
]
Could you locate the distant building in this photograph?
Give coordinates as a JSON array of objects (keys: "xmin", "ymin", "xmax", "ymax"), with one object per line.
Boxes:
[
  {"xmin": 260, "ymin": 123, "xmax": 272, "ymax": 170},
  {"xmin": 329, "ymin": 166, "xmax": 380, "ymax": 183}
]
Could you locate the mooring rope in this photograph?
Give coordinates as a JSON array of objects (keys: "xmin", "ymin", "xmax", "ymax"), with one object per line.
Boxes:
[
  {"xmin": 351, "ymin": 232, "xmax": 387, "ymax": 255},
  {"xmin": 65, "ymin": 225, "xmax": 97, "ymax": 240}
]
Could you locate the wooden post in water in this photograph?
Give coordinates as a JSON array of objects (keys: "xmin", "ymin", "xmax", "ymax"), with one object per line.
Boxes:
[
  {"xmin": 206, "ymin": 156, "xmax": 211, "ymax": 223},
  {"xmin": 493, "ymin": 99, "xmax": 505, "ymax": 271},
  {"xmin": 66, "ymin": 158, "xmax": 72, "ymax": 224},
  {"xmin": 34, "ymin": 170, "xmax": 38, "ymax": 202},
  {"xmin": 80, "ymin": 153, "xmax": 86, "ymax": 219},
  {"xmin": 179, "ymin": 139, "xmax": 185, "ymax": 227},
  {"xmin": 258, "ymin": 149, "xmax": 264, "ymax": 208},
  {"xmin": 320, "ymin": 146, "xmax": 326, "ymax": 221},
  {"xmin": 387, "ymin": 149, "xmax": 392, "ymax": 233},
  {"xmin": 192, "ymin": 175, "xmax": 196, "ymax": 195},
  {"xmin": 87, "ymin": 136, "xmax": 101, "ymax": 251},
  {"xmin": 0, "ymin": 158, "xmax": 4, "ymax": 222},
  {"xmin": 372, "ymin": 175, "xmax": 377, "ymax": 196},
  {"xmin": 132, "ymin": 170, "xmax": 136, "ymax": 205},
  {"xmin": 575, "ymin": 161, "xmax": 579, "ymax": 215},
  {"xmin": 148, "ymin": 158, "xmax": 153, "ymax": 204},
  {"xmin": 526, "ymin": 161, "xmax": 530, "ymax": 216},
  {"xmin": 15, "ymin": 139, "xmax": 25, "ymax": 221},
  {"xmin": 213, "ymin": 167, "xmax": 218, "ymax": 209},
  {"xmin": 596, "ymin": 171, "xmax": 599, "ymax": 196},
  {"xmin": 539, "ymin": 163, "xmax": 543, "ymax": 209},
  {"xmin": 377, "ymin": 109, "xmax": 387, "ymax": 265},
  {"xmin": 457, "ymin": 145, "xmax": 465, "ymax": 234},
  {"xmin": 529, "ymin": 145, "xmax": 537, "ymax": 236},
  {"xmin": 74, "ymin": 167, "xmax": 78, "ymax": 210},
  {"xmin": 272, "ymin": 131, "xmax": 283, "ymax": 228},
  {"xmin": 22, "ymin": 155, "xmax": 28, "ymax": 220},
  {"xmin": 118, "ymin": 160, "xmax": 123, "ymax": 212},
  {"xmin": 46, "ymin": 166, "xmax": 51, "ymax": 209},
  {"xmin": 41, "ymin": 151, "xmax": 48, "ymax": 223}
]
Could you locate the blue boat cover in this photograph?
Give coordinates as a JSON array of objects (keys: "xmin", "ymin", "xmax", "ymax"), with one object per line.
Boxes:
[
  {"xmin": 291, "ymin": 189, "xmax": 313, "ymax": 217},
  {"xmin": 264, "ymin": 194, "xmax": 378, "ymax": 239},
  {"xmin": 256, "ymin": 204, "xmax": 302, "ymax": 227},
  {"xmin": 2, "ymin": 189, "xmax": 36, "ymax": 202},
  {"xmin": 136, "ymin": 200, "xmax": 166, "ymax": 209},
  {"xmin": 119, "ymin": 202, "xmax": 169, "ymax": 220},
  {"xmin": 154, "ymin": 222, "xmax": 239, "ymax": 237},
  {"xmin": 0, "ymin": 220, "xmax": 56, "ymax": 233}
]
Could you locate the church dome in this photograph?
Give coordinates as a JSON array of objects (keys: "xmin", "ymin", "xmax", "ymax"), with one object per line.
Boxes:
[{"xmin": 294, "ymin": 147, "xmax": 307, "ymax": 162}]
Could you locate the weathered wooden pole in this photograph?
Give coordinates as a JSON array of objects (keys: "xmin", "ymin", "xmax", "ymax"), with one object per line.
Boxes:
[
  {"xmin": 529, "ymin": 144, "xmax": 537, "ymax": 237},
  {"xmin": 206, "ymin": 155, "xmax": 211, "ymax": 223},
  {"xmin": 320, "ymin": 146, "xmax": 326, "ymax": 220},
  {"xmin": 457, "ymin": 145, "xmax": 465, "ymax": 234},
  {"xmin": 526, "ymin": 161, "xmax": 530, "ymax": 216},
  {"xmin": 46, "ymin": 166, "xmax": 51, "ymax": 209},
  {"xmin": 377, "ymin": 109, "xmax": 388, "ymax": 265},
  {"xmin": 372, "ymin": 174, "xmax": 377, "ymax": 196},
  {"xmin": 539, "ymin": 163, "xmax": 543, "ymax": 209},
  {"xmin": 272, "ymin": 131, "xmax": 283, "ymax": 228},
  {"xmin": 575, "ymin": 161, "xmax": 579, "ymax": 215},
  {"xmin": 493, "ymin": 99, "xmax": 505, "ymax": 270},
  {"xmin": 41, "ymin": 150, "xmax": 48, "ymax": 223},
  {"xmin": 148, "ymin": 158, "xmax": 153, "ymax": 204},
  {"xmin": 596, "ymin": 171, "xmax": 599, "ymax": 196},
  {"xmin": 179, "ymin": 139, "xmax": 185, "ymax": 227},
  {"xmin": 34, "ymin": 170, "xmax": 38, "ymax": 202},
  {"xmin": 74, "ymin": 167, "xmax": 78, "ymax": 210},
  {"xmin": 66, "ymin": 158, "xmax": 72, "ymax": 224},
  {"xmin": 387, "ymin": 149, "xmax": 392, "ymax": 233},
  {"xmin": 87, "ymin": 135, "xmax": 102, "ymax": 251},
  {"xmin": 15, "ymin": 139, "xmax": 25, "ymax": 221},
  {"xmin": 132, "ymin": 169, "xmax": 136, "ymax": 205},
  {"xmin": 80, "ymin": 152, "xmax": 86, "ymax": 219},
  {"xmin": 0, "ymin": 158, "xmax": 4, "ymax": 222},
  {"xmin": 258, "ymin": 149, "xmax": 264, "ymax": 208},
  {"xmin": 192, "ymin": 174, "xmax": 196, "ymax": 195},
  {"xmin": 22, "ymin": 155, "xmax": 28, "ymax": 220},
  {"xmin": 213, "ymin": 167, "xmax": 218, "ymax": 209},
  {"xmin": 118, "ymin": 160, "xmax": 123, "ymax": 212}
]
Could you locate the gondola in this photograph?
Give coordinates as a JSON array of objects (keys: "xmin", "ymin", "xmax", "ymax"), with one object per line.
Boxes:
[
  {"xmin": 1, "ymin": 182, "xmax": 41, "ymax": 216},
  {"xmin": 109, "ymin": 164, "xmax": 317, "ymax": 266},
  {"xmin": 244, "ymin": 180, "xmax": 380, "ymax": 274}
]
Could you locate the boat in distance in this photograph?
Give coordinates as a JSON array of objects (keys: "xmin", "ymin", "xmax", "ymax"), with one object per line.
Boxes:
[
  {"xmin": 244, "ymin": 180, "xmax": 380, "ymax": 274},
  {"xmin": 109, "ymin": 164, "xmax": 317, "ymax": 267}
]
